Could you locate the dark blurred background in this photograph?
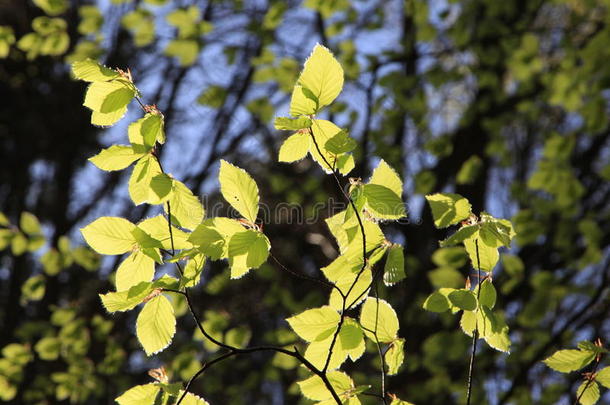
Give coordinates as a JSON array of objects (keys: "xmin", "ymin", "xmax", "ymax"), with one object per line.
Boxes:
[{"xmin": 0, "ymin": 0, "xmax": 609, "ymax": 404}]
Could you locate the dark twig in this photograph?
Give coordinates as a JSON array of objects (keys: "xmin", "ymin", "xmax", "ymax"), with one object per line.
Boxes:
[{"xmin": 466, "ymin": 239, "xmax": 483, "ymax": 405}]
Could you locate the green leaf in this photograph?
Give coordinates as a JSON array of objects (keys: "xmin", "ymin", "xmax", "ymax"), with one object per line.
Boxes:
[
  {"xmin": 89, "ymin": 145, "xmax": 144, "ymax": 171},
  {"xmin": 165, "ymin": 180, "xmax": 204, "ymax": 230},
  {"xmin": 298, "ymin": 371, "xmax": 354, "ymax": 402},
  {"xmin": 99, "ymin": 282, "xmax": 155, "ymax": 312},
  {"xmin": 72, "ymin": 59, "xmax": 118, "ymax": 82},
  {"xmin": 595, "ymin": 366, "xmax": 610, "ymax": 388},
  {"xmin": 425, "ymin": 193, "xmax": 472, "ymax": 228},
  {"xmin": 149, "ymin": 173, "xmax": 173, "ymax": 202},
  {"xmin": 21, "ymin": 274, "xmax": 45, "ymax": 303},
  {"xmin": 289, "ymin": 84, "xmax": 318, "ymax": 116},
  {"xmin": 359, "ymin": 297, "xmax": 399, "ymax": 343},
  {"xmin": 389, "ymin": 396, "xmax": 415, "ymax": 405},
  {"xmin": 227, "ymin": 230, "xmax": 270, "ymax": 279},
  {"xmin": 297, "ymin": 44, "xmax": 344, "ymax": 111},
  {"xmin": 189, "ymin": 217, "xmax": 245, "ymax": 259},
  {"xmin": 329, "ymin": 267, "xmax": 372, "ymax": 311},
  {"xmin": 137, "ymin": 215, "xmax": 191, "ymax": 251},
  {"xmin": 325, "ymin": 130, "xmax": 356, "ymax": 154},
  {"xmin": 80, "ymin": 216, "xmax": 136, "ymax": 255},
  {"xmin": 129, "ymin": 155, "xmax": 163, "ymax": 205},
  {"xmin": 543, "ymin": 349, "xmax": 596, "ymax": 373},
  {"xmin": 278, "ymin": 131, "xmax": 310, "ymax": 162},
  {"xmin": 274, "ymin": 116, "xmax": 312, "ymax": 130},
  {"xmin": 136, "ymin": 294, "xmax": 176, "ymax": 356},
  {"xmin": 385, "ymin": 338, "xmax": 405, "ymax": 375},
  {"xmin": 464, "ymin": 235, "xmax": 499, "ymax": 272},
  {"xmin": 218, "ymin": 160, "xmax": 260, "ymax": 223},
  {"xmin": 131, "ymin": 227, "xmax": 164, "ymax": 250},
  {"xmin": 448, "ymin": 289, "xmax": 477, "ymax": 311},
  {"xmin": 177, "ymin": 391, "xmax": 210, "ymax": 405},
  {"xmin": 115, "ymin": 250, "xmax": 155, "ymax": 291},
  {"xmin": 116, "ymin": 383, "xmax": 160, "ymax": 405},
  {"xmin": 286, "ymin": 306, "xmax": 340, "ymax": 342},
  {"xmin": 83, "ymin": 80, "xmax": 135, "ymax": 113},
  {"xmin": 423, "ymin": 291, "xmax": 450, "ymax": 313},
  {"xmin": 90, "ymin": 106, "xmax": 128, "ymax": 127},
  {"xmin": 20, "ymin": 212, "xmax": 41, "ymax": 235},
  {"xmin": 440, "ymin": 225, "xmax": 478, "ymax": 247},
  {"xmin": 369, "ymin": 159, "xmax": 403, "ymax": 198},
  {"xmin": 363, "ymin": 184, "xmax": 405, "ymax": 220},
  {"xmin": 309, "ymin": 119, "xmax": 347, "ymax": 173},
  {"xmin": 34, "ymin": 336, "xmax": 60, "ymax": 361},
  {"xmin": 478, "ymin": 279, "xmax": 497, "ymax": 309},
  {"xmin": 576, "ymin": 380, "xmax": 599, "ymax": 405},
  {"xmin": 140, "ymin": 113, "xmax": 165, "ymax": 148}
]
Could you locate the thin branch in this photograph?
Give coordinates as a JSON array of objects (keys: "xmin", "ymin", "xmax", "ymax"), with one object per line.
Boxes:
[
  {"xmin": 573, "ymin": 353, "xmax": 602, "ymax": 405},
  {"xmin": 466, "ymin": 239, "xmax": 483, "ymax": 405}
]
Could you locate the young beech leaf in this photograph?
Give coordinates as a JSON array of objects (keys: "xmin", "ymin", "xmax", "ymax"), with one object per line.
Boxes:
[
  {"xmin": 189, "ymin": 217, "xmax": 245, "ymax": 259},
  {"xmin": 91, "ymin": 106, "xmax": 129, "ymax": 127},
  {"xmin": 297, "ymin": 371, "xmax": 354, "ymax": 402},
  {"xmin": 115, "ymin": 250, "xmax": 155, "ymax": 291},
  {"xmin": 304, "ymin": 322, "xmax": 362, "ymax": 370},
  {"xmin": 278, "ymin": 131, "xmax": 310, "ymax": 163},
  {"xmin": 116, "ymin": 383, "xmax": 160, "ymax": 405},
  {"xmin": 218, "ymin": 160, "xmax": 259, "ymax": 223},
  {"xmin": 83, "ymin": 80, "xmax": 134, "ymax": 113},
  {"xmin": 543, "ymin": 349, "xmax": 596, "ymax": 373},
  {"xmin": 289, "ymin": 85, "xmax": 317, "ymax": 116},
  {"xmin": 329, "ymin": 266, "xmax": 372, "ymax": 311},
  {"xmin": 464, "ymin": 234, "xmax": 499, "ymax": 272},
  {"xmin": 165, "ymin": 179, "xmax": 204, "ymax": 230},
  {"xmin": 360, "ymin": 298, "xmax": 399, "ymax": 343},
  {"xmin": 99, "ymin": 282, "xmax": 155, "ymax": 312},
  {"xmin": 595, "ymin": 366, "xmax": 610, "ymax": 388},
  {"xmin": 440, "ymin": 224, "xmax": 478, "ymax": 247},
  {"xmin": 309, "ymin": 119, "xmax": 354, "ymax": 175},
  {"xmin": 138, "ymin": 215, "xmax": 191, "ymax": 251},
  {"xmin": 363, "ymin": 184, "xmax": 405, "ymax": 220},
  {"xmin": 297, "ymin": 43, "xmax": 344, "ymax": 111},
  {"xmin": 369, "ymin": 159, "xmax": 403, "ymax": 198},
  {"xmin": 136, "ymin": 294, "xmax": 176, "ymax": 356},
  {"xmin": 425, "ymin": 193, "xmax": 472, "ymax": 228},
  {"xmin": 80, "ymin": 216, "xmax": 136, "ymax": 255},
  {"xmin": 385, "ymin": 338, "xmax": 405, "ymax": 375},
  {"xmin": 478, "ymin": 279, "xmax": 497, "ymax": 309},
  {"xmin": 423, "ymin": 291, "xmax": 450, "ymax": 313},
  {"xmin": 325, "ymin": 130, "xmax": 357, "ymax": 154},
  {"xmin": 384, "ymin": 245, "xmax": 406, "ymax": 286},
  {"xmin": 576, "ymin": 380, "xmax": 600, "ymax": 405},
  {"xmin": 72, "ymin": 59, "xmax": 119, "ymax": 82},
  {"xmin": 89, "ymin": 145, "xmax": 144, "ymax": 171},
  {"xmin": 176, "ymin": 391, "xmax": 210, "ymax": 405},
  {"xmin": 129, "ymin": 154, "xmax": 163, "ymax": 205},
  {"xmin": 274, "ymin": 116, "xmax": 312, "ymax": 130},
  {"xmin": 227, "ymin": 229, "xmax": 270, "ymax": 279},
  {"xmin": 286, "ymin": 305, "xmax": 340, "ymax": 342},
  {"xmin": 447, "ymin": 289, "xmax": 477, "ymax": 311}
]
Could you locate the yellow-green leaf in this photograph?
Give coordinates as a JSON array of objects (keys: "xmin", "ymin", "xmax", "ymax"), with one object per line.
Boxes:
[
  {"xmin": 116, "ymin": 383, "xmax": 160, "ymax": 405},
  {"xmin": 166, "ymin": 179, "xmax": 204, "ymax": 230},
  {"xmin": 425, "ymin": 193, "xmax": 472, "ymax": 228},
  {"xmin": 543, "ymin": 349, "xmax": 596, "ymax": 373},
  {"xmin": 129, "ymin": 155, "xmax": 163, "ymax": 205},
  {"xmin": 115, "ymin": 250, "xmax": 155, "ymax": 291},
  {"xmin": 81, "ymin": 216, "xmax": 136, "ymax": 255},
  {"xmin": 286, "ymin": 306, "xmax": 340, "ymax": 342},
  {"xmin": 227, "ymin": 230, "xmax": 270, "ymax": 279},
  {"xmin": 218, "ymin": 160, "xmax": 259, "ymax": 223},
  {"xmin": 89, "ymin": 145, "xmax": 144, "ymax": 171},
  {"xmin": 359, "ymin": 297, "xmax": 399, "ymax": 343},
  {"xmin": 136, "ymin": 294, "xmax": 176, "ymax": 356},
  {"xmin": 278, "ymin": 131, "xmax": 310, "ymax": 162},
  {"xmin": 72, "ymin": 59, "xmax": 118, "ymax": 82},
  {"xmin": 297, "ymin": 44, "xmax": 344, "ymax": 111},
  {"xmin": 385, "ymin": 338, "xmax": 405, "ymax": 375}
]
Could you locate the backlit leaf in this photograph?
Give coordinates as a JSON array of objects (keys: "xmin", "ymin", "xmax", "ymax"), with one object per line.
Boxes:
[
  {"xmin": 219, "ymin": 160, "xmax": 259, "ymax": 223},
  {"xmin": 425, "ymin": 193, "xmax": 472, "ymax": 228},
  {"xmin": 136, "ymin": 294, "xmax": 176, "ymax": 356},
  {"xmin": 81, "ymin": 216, "xmax": 136, "ymax": 255},
  {"xmin": 360, "ymin": 298, "xmax": 399, "ymax": 343},
  {"xmin": 297, "ymin": 44, "xmax": 344, "ymax": 111},
  {"xmin": 89, "ymin": 145, "xmax": 144, "ymax": 171}
]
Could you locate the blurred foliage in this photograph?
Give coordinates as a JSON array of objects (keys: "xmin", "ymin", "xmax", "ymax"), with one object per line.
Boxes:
[{"xmin": 0, "ymin": 0, "xmax": 609, "ymax": 404}]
